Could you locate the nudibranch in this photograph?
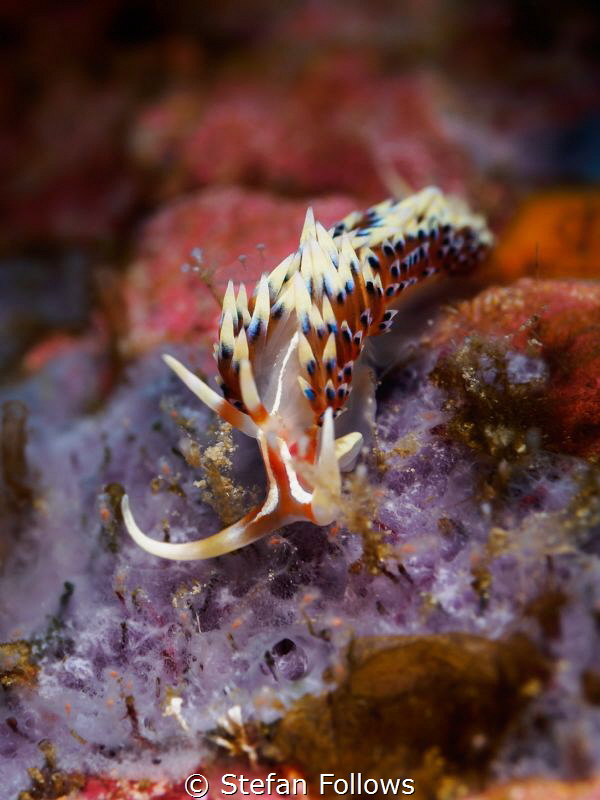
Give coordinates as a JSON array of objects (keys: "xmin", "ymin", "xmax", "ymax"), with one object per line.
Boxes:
[{"xmin": 122, "ymin": 187, "xmax": 492, "ymax": 560}]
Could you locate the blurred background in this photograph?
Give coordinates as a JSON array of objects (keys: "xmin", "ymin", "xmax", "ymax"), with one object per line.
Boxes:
[
  {"xmin": 0, "ymin": 0, "xmax": 598, "ymax": 387},
  {"xmin": 1, "ymin": 5, "xmax": 599, "ymax": 796}
]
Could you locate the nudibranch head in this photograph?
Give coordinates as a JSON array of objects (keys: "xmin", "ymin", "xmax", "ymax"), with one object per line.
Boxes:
[{"xmin": 122, "ymin": 187, "xmax": 492, "ymax": 560}]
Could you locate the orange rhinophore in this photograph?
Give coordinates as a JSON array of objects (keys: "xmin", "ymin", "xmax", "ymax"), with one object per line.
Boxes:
[{"xmin": 123, "ymin": 187, "xmax": 492, "ymax": 560}]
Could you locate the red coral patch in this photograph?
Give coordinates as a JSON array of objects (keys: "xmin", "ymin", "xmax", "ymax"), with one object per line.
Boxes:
[
  {"xmin": 432, "ymin": 279, "xmax": 600, "ymax": 460},
  {"xmin": 122, "ymin": 187, "xmax": 358, "ymax": 354}
]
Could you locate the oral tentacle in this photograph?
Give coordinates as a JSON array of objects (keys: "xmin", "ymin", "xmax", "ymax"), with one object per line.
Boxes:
[
  {"xmin": 121, "ymin": 494, "xmax": 293, "ymax": 561},
  {"xmin": 162, "ymin": 354, "xmax": 257, "ymax": 437},
  {"xmin": 311, "ymin": 408, "xmax": 342, "ymax": 525},
  {"xmin": 122, "ymin": 430, "xmax": 313, "ymax": 560},
  {"xmin": 335, "ymin": 431, "xmax": 364, "ymax": 470}
]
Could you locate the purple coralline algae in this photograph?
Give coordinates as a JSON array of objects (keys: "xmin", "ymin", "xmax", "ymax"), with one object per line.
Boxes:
[{"xmin": 0, "ymin": 276, "xmax": 599, "ymax": 798}]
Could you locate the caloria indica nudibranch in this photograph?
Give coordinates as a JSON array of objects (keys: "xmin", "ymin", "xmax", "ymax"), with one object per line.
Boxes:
[{"xmin": 122, "ymin": 187, "xmax": 492, "ymax": 560}]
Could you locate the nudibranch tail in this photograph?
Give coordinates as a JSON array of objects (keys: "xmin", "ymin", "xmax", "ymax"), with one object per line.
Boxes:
[{"xmin": 123, "ymin": 187, "xmax": 492, "ymax": 560}]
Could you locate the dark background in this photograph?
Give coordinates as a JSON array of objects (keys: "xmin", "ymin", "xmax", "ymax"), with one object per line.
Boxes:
[{"xmin": 0, "ymin": 0, "xmax": 598, "ymax": 380}]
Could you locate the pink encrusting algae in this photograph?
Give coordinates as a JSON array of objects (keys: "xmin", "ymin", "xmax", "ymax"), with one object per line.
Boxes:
[{"xmin": 122, "ymin": 187, "xmax": 493, "ymax": 559}]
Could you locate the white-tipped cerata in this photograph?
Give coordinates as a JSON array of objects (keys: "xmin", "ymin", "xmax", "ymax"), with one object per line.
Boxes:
[
  {"xmin": 311, "ymin": 408, "xmax": 342, "ymax": 525},
  {"xmin": 300, "ymin": 206, "xmax": 316, "ymax": 243},
  {"xmin": 221, "ymin": 280, "xmax": 237, "ymax": 321},
  {"xmin": 238, "ymin": 359, "xmax": 264, "ymax": 419},
  {"xmin": 162, "ymin": 354, "xmax": 257, "ymax": 437}
]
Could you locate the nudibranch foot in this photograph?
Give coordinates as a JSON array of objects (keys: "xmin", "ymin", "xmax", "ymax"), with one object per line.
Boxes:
[{"xmin": 123, "ymin": 187, "xmax": 492, "ymax": 560}]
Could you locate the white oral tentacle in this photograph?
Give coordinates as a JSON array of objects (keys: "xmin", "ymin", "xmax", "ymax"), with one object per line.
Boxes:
[
  {"xmin": 311, "ymin": 407, "xmax": 342, "ymax": 525},
  {"xmin": 335, "ymin": 431, "xmax": 364, "ymax": 470},
  {"xmin": 162, "ymin": 354, "xmax": 257, "ymax": 438},
  {"xmin": 121, "ymin": 493, "xmax": 289, "ymax": 561}
]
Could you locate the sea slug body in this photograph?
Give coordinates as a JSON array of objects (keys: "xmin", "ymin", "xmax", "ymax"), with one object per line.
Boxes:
[{"xmin": 122, "ymin": 187, "xmax": 492, "ymax": 560}]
